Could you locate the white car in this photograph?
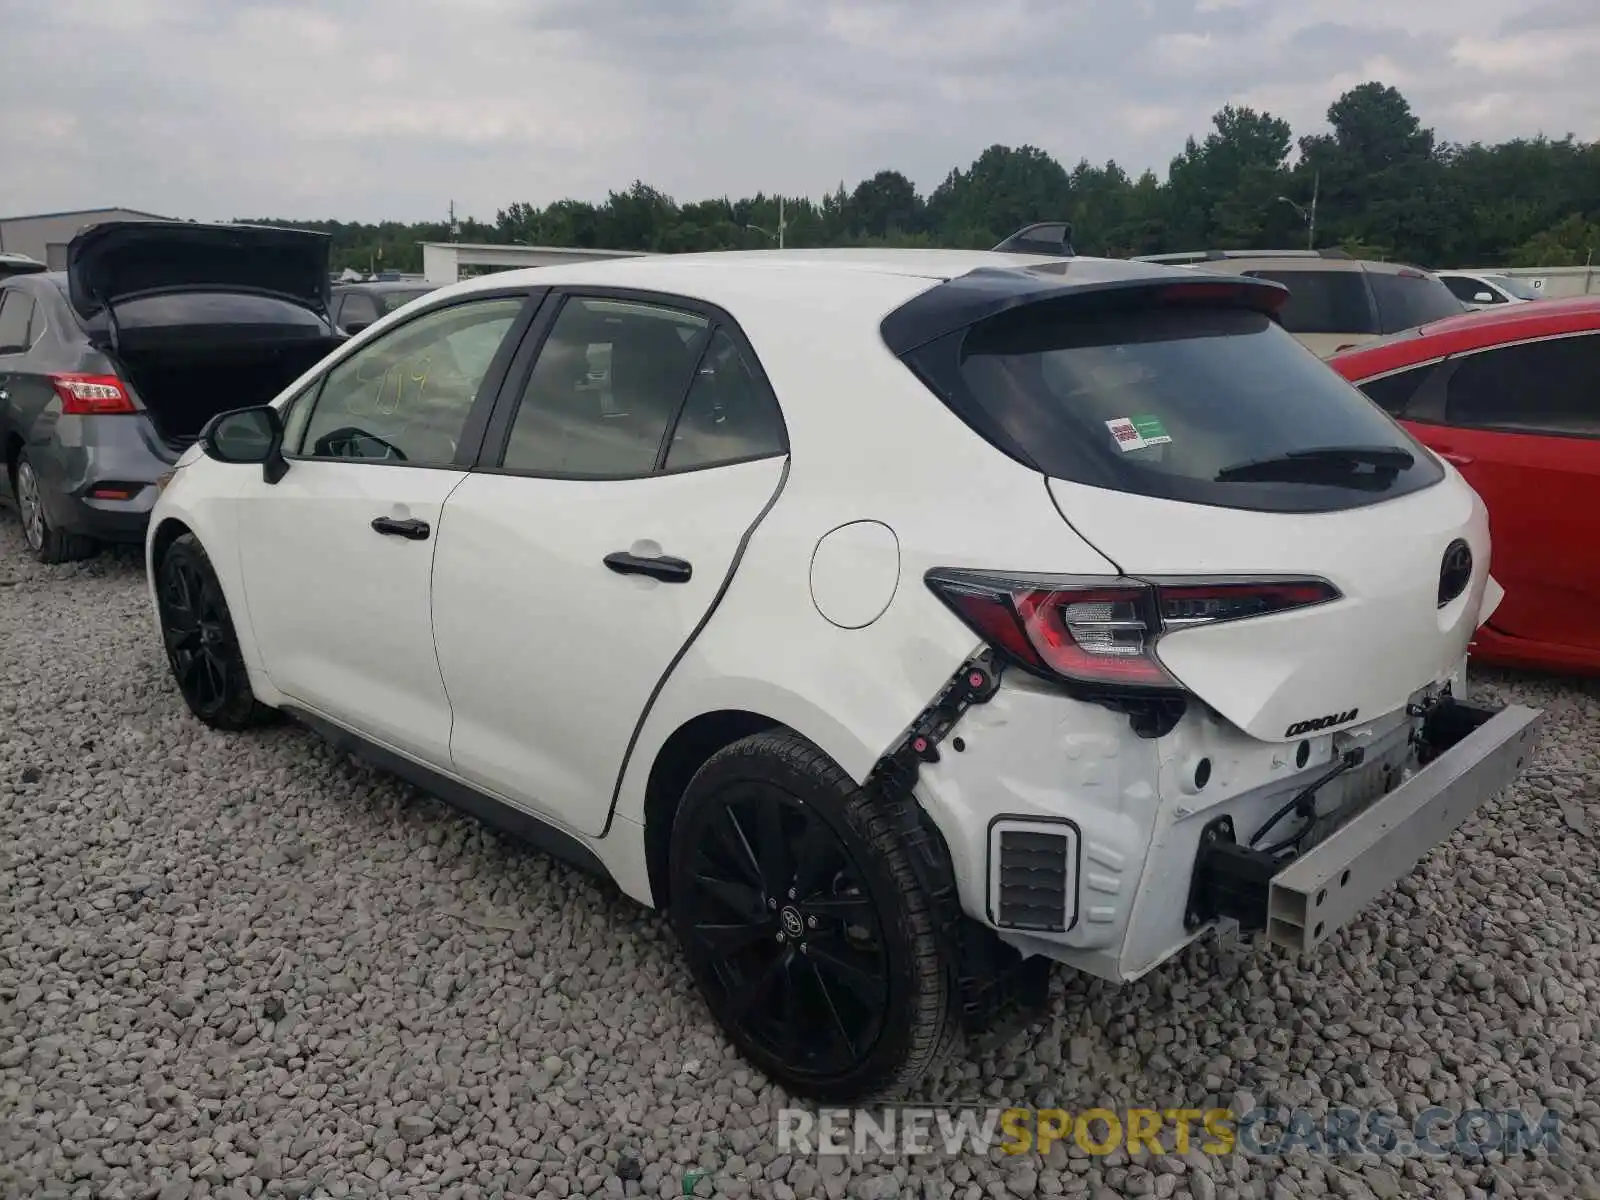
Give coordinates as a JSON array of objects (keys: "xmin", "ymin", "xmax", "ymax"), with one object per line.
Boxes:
[
  {"xmin": 1436, "ymin": 270, "xmax": 1545, "ymax": 310},
  {"xmin": 145, "ymin": 248, "xmax": 1542, "ymax": 1100}
]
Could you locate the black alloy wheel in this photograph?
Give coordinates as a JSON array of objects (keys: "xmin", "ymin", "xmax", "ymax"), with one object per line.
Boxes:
[
  {"xmin": 156, "ymin": 533, "xmax": 277, "ymax": 730},
  {"xmin": 670, "ymin": 729, "xmax": 957, "ymax": 1101}
]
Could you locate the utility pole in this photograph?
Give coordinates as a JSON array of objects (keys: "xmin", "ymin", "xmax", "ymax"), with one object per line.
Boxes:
[
  {"xmin": 448, "ymin": 200, "xmax": 459, "ymax": 242},
  {"xmin": 779, "ymin": 196, "xmax": 786, "ymax": 249}
]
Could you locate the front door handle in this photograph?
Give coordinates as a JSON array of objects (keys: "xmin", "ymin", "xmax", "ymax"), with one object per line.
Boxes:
[
  {"xmin": 1435, "ymin": 448, "xmax": 1474, "ymax": 466},
  {"xmin": 371, "ymin": 516, "xmax": 430, "ymax": 540},
  {"xmin": 604, "ymin": 551, "xmax": 693, "ymax": 583}
]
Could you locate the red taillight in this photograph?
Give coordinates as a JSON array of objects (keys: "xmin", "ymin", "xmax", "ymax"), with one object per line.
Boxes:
[
  {"xmin": 51, "ymin": 373, "xmax": 135, "ymax": 415},
  {"xmin": 926, "ymin": 571, "xmax": 1340, "ymax": 690}
]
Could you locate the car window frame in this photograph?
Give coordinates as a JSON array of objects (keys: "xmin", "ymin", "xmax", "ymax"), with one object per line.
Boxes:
[
  {"xmin": 1420, "ymin": 329, "xmax": 1600, "ymax": 441},
  {"xmin": 1242, "ymin": 266, "xmax": 1380, "ymax": 336},
  {"xmin": 474, "ymin": 285, "xmax": 790, "ymax": 481},
  {"xmin": 281, "ymin": 286, "xmax": 547, "ymax": 471}
]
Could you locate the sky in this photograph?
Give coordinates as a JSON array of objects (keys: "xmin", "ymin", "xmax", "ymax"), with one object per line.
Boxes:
[{"xmin": 2, "ymin": 0, "xmax": 1597, "ymax": 225}]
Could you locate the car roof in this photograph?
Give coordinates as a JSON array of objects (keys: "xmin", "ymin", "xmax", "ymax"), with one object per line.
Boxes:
[
  {"xmin": 333, "ymin": 280, "xmax": 437, "ymax": 292},
  {"xmin": 1330, "ymin": 293, "xmax": 1600, "ymax": 378},
  {"xmin": 432, "ymin": 248, "xmax": 1191, "ymax": 317}
]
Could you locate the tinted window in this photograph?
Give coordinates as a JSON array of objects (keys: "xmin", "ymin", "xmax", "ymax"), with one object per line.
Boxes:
[
  {"xmin": 113, "ymin": 292, "xmax": 329, "ymax": 331},
  {"xmin": 1358, "ymin": 364, "xmax": 1436, "ymax": 416},
  {"xmin": 0, "ymin": 291, "xmax": 35, "ymax": 354},
  {"xmin": 338, "ymin": 293, "xmax": 381, "ymax": 327},
  {"xmin": 1441, "ymin": 275, "xmax": 1494, "ymax": 303},
  {"xmin": 663, "ymin": 328, "xmax": 786, "ymax": 471},
  {"xmin": 501, "ymin": 296, "xmax": 708, "ymax": 477},
  {"xmin": 1245, "ymin": 270, "xmax": 1375, "ymax": 335},
  {"xmin": 298, "ymin": 297, "xmax": 523, "ymax": 465},
  {"xmin": 1367, "ymin": 271, "xmax": 1466, "ymax": 332},
  {"xmin": 1444, "ymin": 334, "xmax": 1600, "ymax": 437},
  {"xmin": 1488, "ymin": 275, "xmax": 1542, "ymax": 301},
  {"xmin": 903, "ymin": 302, "xmax": 1442, "ymax": 514}
]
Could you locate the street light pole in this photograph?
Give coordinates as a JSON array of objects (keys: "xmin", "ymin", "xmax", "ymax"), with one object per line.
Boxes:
[{"xmin": 1276, "ymin": 170, "xmax": 1319, "ymax": 250}]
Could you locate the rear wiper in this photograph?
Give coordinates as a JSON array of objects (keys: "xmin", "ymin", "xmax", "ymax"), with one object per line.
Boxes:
[{"xmin": 1215, "ymin": 444, "xmax": 1416, "ymax": 485}]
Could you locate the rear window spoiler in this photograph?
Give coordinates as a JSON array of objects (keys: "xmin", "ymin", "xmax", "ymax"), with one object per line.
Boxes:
[{"xmin": 881, "ymin": 265, "xmax": 1289, "ymax": 357}]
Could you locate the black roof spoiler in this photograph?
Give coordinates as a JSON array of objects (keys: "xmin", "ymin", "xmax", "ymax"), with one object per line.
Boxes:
[{"xmin": 992, "ymin": 222, "xmax": 1075, "ymax": 257}]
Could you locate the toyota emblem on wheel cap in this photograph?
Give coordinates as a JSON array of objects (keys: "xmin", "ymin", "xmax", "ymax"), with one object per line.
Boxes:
[
  {"xmin": 780, "ymin": 906, "xmax": 804, "ymax": 938},
  {"xmin": 1438, "ymin": 539, "xmax": 1473, "ymax": 608}
]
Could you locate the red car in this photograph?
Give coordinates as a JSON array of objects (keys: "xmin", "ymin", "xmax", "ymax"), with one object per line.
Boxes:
[{"xmin": 1330, "ymin": 295, "xmax": 1600, "ymax": 674}]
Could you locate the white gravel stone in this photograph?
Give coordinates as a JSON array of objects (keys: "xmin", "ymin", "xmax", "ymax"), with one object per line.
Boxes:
[{"xmin": 2, "ymin": 518, "xmax": 1599, "ymax": 1199}]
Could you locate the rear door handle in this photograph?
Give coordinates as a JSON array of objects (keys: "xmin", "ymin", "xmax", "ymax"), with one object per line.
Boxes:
[
  {"xmin": 371, "ymin": 516, "xmax": 430, "ymax": 540},
  {"xmin": 604, "ymin": 551, "xmax": 693, "ymax": 583}
]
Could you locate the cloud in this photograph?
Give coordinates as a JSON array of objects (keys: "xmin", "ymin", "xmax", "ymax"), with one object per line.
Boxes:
[{"xmin": 0, "ymin": 0, "xmax": 1595, "ymax": 223}]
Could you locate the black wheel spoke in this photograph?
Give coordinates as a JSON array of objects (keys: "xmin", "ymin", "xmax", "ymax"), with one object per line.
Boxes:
[
  {"xmin": 728, "ymin": 952, "xmax": 787, "ymax": 1025},
  {"xmin": 799, "ymin": 891, "xmax": 875, "ymax": 925},
  {"xmin": 791, "ymin": 815, "xmax": 843, "ymax": 901},
  {"xmin": 713, "ymin": 806, "xmax": 765, "ymax": 889},
  {"xmin": 692, "ymin": 920, "xmax": 772, "ymax": 957},
  {"xmin": 806, "ymin": 943, "xmax": 887, "ymax": 1011},
  {"xmin": 805, "ymin": 955, "xmax": 859, "ymax": 1063},
  {"xmin": 753, "ymin": 799, "xmax": 793, "ymax": 895},
  {"xmin": 693, "ymin": 872, "xmax": 764, "ymax": 920}
]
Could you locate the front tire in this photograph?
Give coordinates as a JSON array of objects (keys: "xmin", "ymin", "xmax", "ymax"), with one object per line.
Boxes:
[
  {"xmin": 155, "ymin": 533, "xmax": 277, "ymax": 730},
  {"xmin": 668, "ymin": 729, "xmax": 958, "ymax": 1101},
  {"xmin": 12, "ymin": 451, "xmax": 97, "ymax": 564}
]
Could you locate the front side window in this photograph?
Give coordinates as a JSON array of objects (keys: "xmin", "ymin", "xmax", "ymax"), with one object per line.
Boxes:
[
  {"xmin": 1244, "ymin": 269, "xmax": 1376, "ymax": 335},
  {"xmin": 501, "ymin": 296, "xmax": 709, "ymax": 477},
  {"xmin": 297, "ymin": 297, "xmax": 524, "ymax": 466},
  {"xmin": 1444, "ymin": 334, "xmax": 1600, "ymax": 437},
  {"xmin": 338, "ymin": 293, "xmax": 381, "ymax": 328}
]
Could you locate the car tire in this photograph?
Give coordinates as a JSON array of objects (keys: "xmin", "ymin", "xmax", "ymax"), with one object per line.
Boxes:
[
  {"xmin": 11, "ymin": 451, "xmax": 98, "ymax": 564},
  {"xmin": 668, "ymin": 727, "xmax": 958, "ymax": 1102},
  {"xmin": 155, "ymin": 532, "xmax": 279, "ymax": 731}
]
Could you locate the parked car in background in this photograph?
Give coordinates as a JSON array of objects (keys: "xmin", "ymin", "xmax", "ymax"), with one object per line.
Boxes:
[
  {"xmin": 147, "ymin": 246, "xmax": 1537, "ymax": 1099},
  {"xmin": 1436, "ymin": 270, "xmax": 1544, "ymax": 310},
  {"xmin": 1132, "ymin": 249, "xmax": 1465, "ymax": 357},
  {"xmin": 1331, "ymin": 295, "xmax": 1600, "ymax": 674},
  {"xmin": 0, "ymin": 251, "xmax": 47, "ymax": 283},
  {"xmin": 0, "ymin": 221, "xmax": 344, "ymax": 562},
  {"xmin": 330, "ymin": 280, "xmax": 439, "ymax": 335}
]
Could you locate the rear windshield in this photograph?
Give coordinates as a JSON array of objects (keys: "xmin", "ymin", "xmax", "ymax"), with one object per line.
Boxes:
[
  {"xmin": 109, "ymin": 291, "xmax": 330, "ymax": 331},
  {"xmin": 380, "ymin": 288, "xmax": 435, "ymax": 313},
  {"xmin": 1244, "ymin": 270, "xmax": 1376, "ymax": 335},
  {"xmin": 901, "ymin": 302, "xmax": 1443, "ymax": 514},
  {"xmin": 1367, "ymin": 270, "xmax": 1466, "ymax": 332}
]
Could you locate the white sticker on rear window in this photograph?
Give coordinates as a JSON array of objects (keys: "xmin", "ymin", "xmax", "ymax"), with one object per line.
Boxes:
[{"xmin": 1106, "ymin": 417, "xmax": 1146, "ymax": 451}]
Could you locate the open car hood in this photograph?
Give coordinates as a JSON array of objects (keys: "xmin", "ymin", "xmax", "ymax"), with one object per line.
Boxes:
[{"xmin": 67, "ymin": 221, "xmax": 332, "ymax": 320}]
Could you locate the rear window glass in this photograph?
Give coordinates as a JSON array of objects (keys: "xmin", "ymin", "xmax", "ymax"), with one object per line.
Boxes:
[
  {"xmin": 1356, "ymin": 364, "xmax": 1437, "ymax": 415},
  {"xmin": 1367, "ymin": 271, "xmax": 1466, "ymax": 333},
  {"xmin": 380, "ymin": 288, "xmax": 435, "ymax": 313},
  {"xmin": 114, "ymin": 292, "xmax": 329, "ymax": 330},
  {"xmin": 902, "ymin": 303, "xmax": 1443, "ymax": 514},
  {"xmin": 1244, "ymin": 270, "xmax": 1375, "ymax": 335}
]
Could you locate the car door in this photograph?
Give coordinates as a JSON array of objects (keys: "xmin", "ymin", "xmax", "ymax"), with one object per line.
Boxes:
[
  {"xmin": 233, "ymin": 289, "xmax": 538, "ymax": 764},
  {"xmin": 431, "ymin": 290, "xmax": 790, "ymax": 837},
  {"xmin": 1418, "ymin": 331, "xmax": 1600, "ymax": 653}
]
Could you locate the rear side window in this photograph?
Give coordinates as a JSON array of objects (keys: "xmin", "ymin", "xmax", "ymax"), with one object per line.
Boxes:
[
  {"xmin": 1244, "ymin": 270, "xmax": 1375, "ymax": 335},
  {"xmin": 1357, "ymin": 364, "xmax": 1437, "ymax": 416},
  {"xmin": 338, "ymin": 293, "xmax": 381, "ymax": 328},
  {"xmin": 0, "ymin": 291, "xmax": 36, "ymax": 353},
  {"xmin": 1441, "ymin": 275, "xmax": 1494, "ymax": 304},
  {"xmin": 901, "ymin": 302, "xmax": 1443, "ymax": 514},
  {"xmin": 1241, "ymin": 267, "xmax": 1369, "ymax": 334},
  {"xmin": 663, "ymin": 327, "xmax": 787, "ymax": 471},
  {"xmin": 1444, "ymin": 334, "xmax": 1600, "ymax": 437},
  {"xmin": 1367, "ymin": 270, "xmax": 1466, "ymax": 333}
]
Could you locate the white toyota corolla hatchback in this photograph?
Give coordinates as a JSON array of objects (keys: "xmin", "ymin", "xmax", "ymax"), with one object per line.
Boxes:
[{"xmin": 146, "ymin": 246, "xmax": 1541, "ymax": 1100}]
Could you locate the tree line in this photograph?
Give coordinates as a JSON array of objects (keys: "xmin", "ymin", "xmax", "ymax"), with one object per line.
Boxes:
[{"xmin": 242, "ymin": 82, "xmax": 1600, "ymax": 277}]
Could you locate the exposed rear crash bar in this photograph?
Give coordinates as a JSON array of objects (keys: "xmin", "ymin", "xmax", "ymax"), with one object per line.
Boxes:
[
  {"xmin": 1269, "ymin": 701, "xmax": 1541, "ymax": 952},
  {"xmin": 1187, "ymin": 699, "xmax": 1542, "ymax": 954}
]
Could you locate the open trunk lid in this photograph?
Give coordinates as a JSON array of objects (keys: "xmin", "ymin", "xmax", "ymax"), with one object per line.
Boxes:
[
  {"xmin": 67, "ymin": 220, "xmax": 332, "ymax": 322},
  {"xmin": 1047, "ymin": 477, "xmax": 1496, "ymax": 741}
]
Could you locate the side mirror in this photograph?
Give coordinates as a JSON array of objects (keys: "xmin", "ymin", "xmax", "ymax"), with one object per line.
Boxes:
[
  {"xmin": 197, "ymin": 405, "xmax": 289, "ymax": 484},
  {"xmin": 1472, "ymin": 291, "xmax": 1495, "ymax": 304}
]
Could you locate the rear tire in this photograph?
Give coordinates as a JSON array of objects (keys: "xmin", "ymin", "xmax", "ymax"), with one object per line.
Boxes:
[
  {"xmin": 668, "ymin": 728, "xmax": 958, "ymax": 1102},
  {"xmin": 155, "ymin": 532, "xmax": 278, "ymax": 731},
  {"xmin": 11, "ymin": 451, "xmax": 98, "ymax": 564}
]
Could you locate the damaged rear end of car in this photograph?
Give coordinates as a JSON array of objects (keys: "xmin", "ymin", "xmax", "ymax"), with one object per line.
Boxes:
[{"xmin": 875, "ymin": 261, "xmax": 1542, "ymax": 986}]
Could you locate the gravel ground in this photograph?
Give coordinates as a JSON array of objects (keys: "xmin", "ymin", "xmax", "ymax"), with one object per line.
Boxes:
[{"xmin": 2, "ymin": 511, "xmax": 1598, "ymax": 1200}]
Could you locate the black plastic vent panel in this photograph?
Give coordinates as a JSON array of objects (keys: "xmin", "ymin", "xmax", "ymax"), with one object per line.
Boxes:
[{"xmin": 995, "ymin": 829, "xmax": 1071, "ymax": 931}]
